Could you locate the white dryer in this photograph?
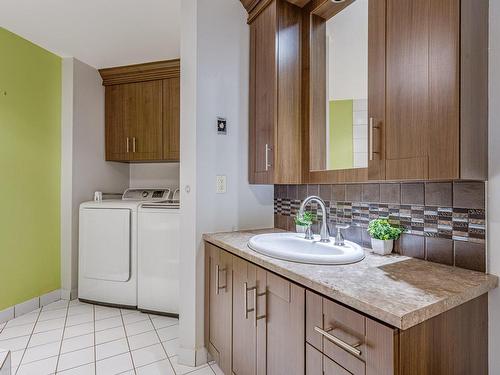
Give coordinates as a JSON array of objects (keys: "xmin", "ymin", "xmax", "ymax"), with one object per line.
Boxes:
[{"xmin": 78, "ymin": 188, "xmax": 170, "ymax": 307}]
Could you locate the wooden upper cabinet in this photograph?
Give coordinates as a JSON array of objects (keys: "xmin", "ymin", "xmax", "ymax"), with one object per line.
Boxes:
[
  {"xmin": 100, "ymin": 59, "xmax": 180, "ymax": 163},
  {"xmin": 378, "ymin": 0, "xmax": 487, "ymax": 180},
  {"xmin": 248, "ymin": 0, "xmax": 302, "ymax": 184},
  {"xmin": 163, "ymin": 77, "xmax": 180, "ymax": 161},
  {"xmin": 123, "ymin": 81, "xmax": 163, "ymax": 161}
]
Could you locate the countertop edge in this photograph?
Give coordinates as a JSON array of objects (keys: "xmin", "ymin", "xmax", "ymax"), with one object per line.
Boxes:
[{"xmin": 203, "ymin": 232, "xmax": 498, "ymax": 330}]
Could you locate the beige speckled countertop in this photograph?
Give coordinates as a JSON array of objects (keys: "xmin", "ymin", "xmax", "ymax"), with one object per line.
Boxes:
[{"xmin": 203, "ymin": 229, "xmax": 498, "ymax": 330}]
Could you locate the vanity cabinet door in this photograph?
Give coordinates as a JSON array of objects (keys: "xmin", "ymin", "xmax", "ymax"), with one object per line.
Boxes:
[
  {"xmin": 266, "ymin": 272, "xmax": 305, "ymax": 375},
  {"xmin": 205, "ymin": 243, "xmax": 232, "ymax": 375}
]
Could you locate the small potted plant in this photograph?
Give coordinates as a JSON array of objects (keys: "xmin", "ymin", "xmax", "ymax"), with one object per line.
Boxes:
[
  {"xmin": 295, "ymin": 211, "xmax": 315, "ymax": 234},
  {"xmin": 367, "ymin": 218, "xmax": 404, "ymax": 255}
]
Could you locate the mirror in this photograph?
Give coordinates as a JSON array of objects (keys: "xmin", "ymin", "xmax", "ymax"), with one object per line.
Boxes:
[{"xmin": 309, "ymin": 0, "xmax": 369, "ymax": 172}]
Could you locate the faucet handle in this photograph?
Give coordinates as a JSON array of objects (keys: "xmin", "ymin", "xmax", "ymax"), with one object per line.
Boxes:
[{"xmin": 334, "ymin": 223, "xmax": 349, "ymax": 246}]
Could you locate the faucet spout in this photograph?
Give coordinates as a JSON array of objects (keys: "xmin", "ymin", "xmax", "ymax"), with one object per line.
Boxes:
[{"xmin": 298, "ymin": 196, "xmax": 330, "ymax": 243}]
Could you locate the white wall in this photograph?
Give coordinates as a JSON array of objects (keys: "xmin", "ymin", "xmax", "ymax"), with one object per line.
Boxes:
[
  {"xmin": 129, "ymin": 163, "xmax": 180, "ymax": 189},
  {"xmin": 60, "ymin": 58, "xmax": 130, "ymax": 298},
  {"xmin": 489, "ymin": 0, "xmax": 500, "ymax": 373},
  {"xmin": 178, "ymin": 0, "xmax": 274, "ymax": 366}
]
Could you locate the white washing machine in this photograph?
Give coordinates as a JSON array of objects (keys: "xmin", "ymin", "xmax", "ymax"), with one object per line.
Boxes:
[
  {"xmin": 138, "ymin": 189, "xmax": 180, "ymax": 316},
  {"xmin": 78, "ymin": 188, "xmax": 170, "ymax": 307}
]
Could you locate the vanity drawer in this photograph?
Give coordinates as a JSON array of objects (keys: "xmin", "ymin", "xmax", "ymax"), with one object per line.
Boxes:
[
  {"xmin": 306, "ymin": 291, "xmax": 398, "ymax": 375},
  {"xmin": 306, "ymin": 343, "xmax": 353, "ymax": 375}
]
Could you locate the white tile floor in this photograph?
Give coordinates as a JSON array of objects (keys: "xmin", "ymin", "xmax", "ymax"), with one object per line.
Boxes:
[{"xmin": 0, "ymin": 300, "xmax": 222, "ymax": 375}]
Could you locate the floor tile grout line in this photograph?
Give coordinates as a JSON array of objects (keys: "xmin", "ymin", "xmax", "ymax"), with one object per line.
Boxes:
[
  {"xmin": 119, "ymin": 308, "xmax": 138, "ymax": 375},
  {"xmin": 14, "ymin": 302, "xmax": 44, "ymax": 375},
  {"xmin": 148, "ymin": 314, "xmax": 178, "ymax": 374},
  {"xmin": 93, "ymin": 303, "xmax": 97, "ymax": 374},
  {"xmin": 53, "ymin": 299, "xmax": 71, "ymax": 373}
]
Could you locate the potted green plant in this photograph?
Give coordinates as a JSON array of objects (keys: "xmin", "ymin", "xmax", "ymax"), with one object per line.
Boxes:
[
  {"xmin": 367, "ymin": 218, "xmax": 404, "ymax": 255},
  {"xmin": 295, "ymin": 211, "xmax": 315, "ymax": 234}
]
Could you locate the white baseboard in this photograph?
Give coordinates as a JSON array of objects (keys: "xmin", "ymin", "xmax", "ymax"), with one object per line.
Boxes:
[
  {"xmin": 61, "ymin": 288, "xmax": 77, "ymax": 301},
  {"xmin": 0, "ymin": 289, "xmax": 62, "ymax": 324},
  {"xmin": 177, "ymin": 346, "xmax": 208, "ymax": 367}
]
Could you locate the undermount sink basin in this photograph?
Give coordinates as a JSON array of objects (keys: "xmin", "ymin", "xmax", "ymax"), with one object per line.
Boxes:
[{"xmin": 248, "ymin": 232, "xmax": 365, "ymax": 265}]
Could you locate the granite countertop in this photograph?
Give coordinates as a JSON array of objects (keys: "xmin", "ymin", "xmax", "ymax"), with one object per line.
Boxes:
[{"xmin": 203, "ymin": 229, "xmax": 498, "ymax": 330}]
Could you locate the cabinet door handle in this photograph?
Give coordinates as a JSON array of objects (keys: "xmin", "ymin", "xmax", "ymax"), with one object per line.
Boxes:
[
  {"xmin": 369, "ymin": 117, "xmax": 374, "ymax": 161},
  {"xmin": 126, "ymin": 137, "xmax": 130, "ymax": 153},
  {"xmin": 132, "ymin": 137, "xmax": 136, "ymax": 153},
  {"xmin": 314, "ymin": 326, "xmax": 362, "ymax": 357},
  {"xmin": 369, "ymin": 117, "xmax": 380, "ymax": 161},
  {"xmin": 243, "ymin": 282, "xmax": 266, "ymax": 326},
  {"xmin": 215, "ymin": 265, "xmax": 226, "ymax": 295},
  {"xmin": 265, "ymin": 144, "xmax": 272, "ymax": 171}
]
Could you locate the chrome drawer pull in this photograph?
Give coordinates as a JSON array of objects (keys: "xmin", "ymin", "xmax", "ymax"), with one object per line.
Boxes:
[
  {"xmin": 215, "ymin": 265, "xmax": 226, "ymax": 295},
  {"xmin": 314, "ymin": 326, "xmax": 362, "ymax": 357},
  {"xmin": 244, "ymin": 283, "xmax": 266, "ymax": 326}
]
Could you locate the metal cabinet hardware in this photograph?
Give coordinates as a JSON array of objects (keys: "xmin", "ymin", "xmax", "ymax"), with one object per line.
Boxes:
[
  {"xmin": 314, "ymin": 326, "xmax": 362, "ymax": 357},
  {"xmin": 244, "ymin": 282, "xmax": 267, "ymax": 326},
  {"xmin": 369, "ymin": 117, "xmax": 380, "ymax": 161},
  {"xmin": 132, "ymin": 137, "xmax": 136, "ymax": 153},
  {"xmin": 265, "ymin": 144, "xmax": 272, "ymax": 171},
  {"xmin": 126, "ymin": 137, "xmax": 130, "ymax": 153},
  {"xmin": 215, "ymin": 264, "xmax": 226, "ymax": 295}
]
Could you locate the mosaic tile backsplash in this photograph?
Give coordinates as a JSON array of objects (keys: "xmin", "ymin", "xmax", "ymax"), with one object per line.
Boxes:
[{"xmin": 274, "ymin": 182, "xmax": 486, "ymax": 272}]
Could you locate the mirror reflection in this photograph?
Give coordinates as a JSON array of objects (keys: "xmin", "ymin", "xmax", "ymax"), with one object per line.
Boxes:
[{"xmin": 311, "ymin": 0, "xmax": 369, "ymax": 171}]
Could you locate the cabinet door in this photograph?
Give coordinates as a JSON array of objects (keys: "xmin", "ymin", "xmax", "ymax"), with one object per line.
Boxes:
[
  {"xmin": 266, "ymin": 272, "xmax": 305, "ymax": 375},
  {"xmin": 367, "ymin": 0, "xmax": 386, "ymax": 180},
  {"xmin": 385, "ymin": 0, "xmax": 459, "ymax": 180},
  {"xmin": 123, "ymin": 81, "xmax": 163, "ymax": 161},
  {"xmin": 162, "ymin": 77, "xmax": 180, "ymax": 161},
  {"xmin": 249, "ymin": 1, "xmax": 276, "ymax": 184},
  {"xmin": 105, "ymin": 85, "xmax": 130, "ymax": 161},
  {"xmin": 231, "ymin": 256, "xmax": 260, "ymax": 375},
  {"xmin": 205, "ymin": 243, "xmax": 232, "ymax": 375}
]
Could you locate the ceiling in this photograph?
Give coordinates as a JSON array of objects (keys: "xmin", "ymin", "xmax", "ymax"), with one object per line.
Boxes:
[{"xmin": 0, "ymin": 0, "xmax": 181, "ymax": 69}]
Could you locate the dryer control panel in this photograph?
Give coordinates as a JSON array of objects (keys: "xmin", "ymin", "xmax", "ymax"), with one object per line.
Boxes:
[{"xmin": 122, "ymin": 188, "xmax": 171, "ymax": 201}]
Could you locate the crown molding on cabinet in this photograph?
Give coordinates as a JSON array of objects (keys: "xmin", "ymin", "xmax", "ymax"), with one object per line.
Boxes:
[
  {"xmin": 99, "ymin": 59, "xmax": 180, "ymax": 86},
  {"xmin": 241, "ymin": 0, "xmax": 311, "ymax": 23}
]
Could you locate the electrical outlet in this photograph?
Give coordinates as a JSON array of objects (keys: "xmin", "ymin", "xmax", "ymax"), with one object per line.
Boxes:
[{"xmin": 216, "ymin": 175, "xmax": 227, "ymax": 193}]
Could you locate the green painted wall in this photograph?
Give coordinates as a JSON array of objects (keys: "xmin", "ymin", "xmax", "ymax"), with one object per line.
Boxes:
[
  {"xmin": 329, "ymin": 99, "xmax": 353, "ymax": 170},
  {"xmin": 0, "ymin": 28, "xmax": 61, "ymax": 310}
]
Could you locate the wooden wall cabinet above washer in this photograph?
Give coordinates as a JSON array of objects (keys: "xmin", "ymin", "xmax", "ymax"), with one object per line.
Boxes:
[{"xmin": 99, "ymin": 59, "xmax": 180, "ymax": 163}]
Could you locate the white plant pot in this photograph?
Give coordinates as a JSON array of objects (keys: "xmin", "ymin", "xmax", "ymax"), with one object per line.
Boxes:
[
  {"xmin": 371, "ymin": 238, "xmax": 394, "ymax": 255},
  {"xmin": 296, "ymin": 225, "xmax": 307, "ymax": 234}
]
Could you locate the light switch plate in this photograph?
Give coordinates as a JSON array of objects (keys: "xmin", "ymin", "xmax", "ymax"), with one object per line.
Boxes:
[{"xmin": 216, "ymin": 175, "xmax": 227, "ymax": 193}]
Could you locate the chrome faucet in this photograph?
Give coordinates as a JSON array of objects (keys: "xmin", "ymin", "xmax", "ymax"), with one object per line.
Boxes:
[{"xmin": 298, "ymin": 196, "xmax": 330, "ymax": 243}]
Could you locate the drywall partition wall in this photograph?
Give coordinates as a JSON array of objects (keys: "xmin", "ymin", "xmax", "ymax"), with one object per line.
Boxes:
[
  {"xmin": 60, "ymin": 57, "xmax": 129, "ymax": 299},
  {"xmin": 178, "ymin": 0, "xmax": 274, "ymax": 366},
  {"xmin": 129, "ymin": 163, "xmax": 180, "ymax": 189},
  {"xmin": 489, "ymin": 0, "xmax": 500, "ymax": 373},
  {"xmin": 0, "ymin": 27, "xmax": 61, "ymax": 310}
]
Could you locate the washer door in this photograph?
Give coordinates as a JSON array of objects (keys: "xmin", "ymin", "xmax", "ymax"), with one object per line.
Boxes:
[{"xmin": 80, "ymin": 208, "xmax": 131, "ymax": 282}]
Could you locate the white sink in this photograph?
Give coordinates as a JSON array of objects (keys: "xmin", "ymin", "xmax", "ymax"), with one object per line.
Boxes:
[{"xmin": 248, "ymin": 232, "xmax": 365, "ymax": 265}]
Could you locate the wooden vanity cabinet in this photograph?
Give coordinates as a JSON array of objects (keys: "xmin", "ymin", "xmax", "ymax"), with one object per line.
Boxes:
[
  {"xmin": 248, "ymin": 0, "xmax": 302, "ymax": 184},
  {"xmin": 205, "ymin": 243, "xmax": 305, "ymax": 375},
  {"xmin": 100, "ymin": 59, "xmax": 180, "ymax": 163},
  {"xmin": 205, "ymin": 243, "xmax": 233, "ymax": 375}
]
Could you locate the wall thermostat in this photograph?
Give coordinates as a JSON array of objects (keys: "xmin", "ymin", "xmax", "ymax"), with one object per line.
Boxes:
[{"xmin": 217, "ymin": 117, "xmax": 227, "ymax": 134}]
